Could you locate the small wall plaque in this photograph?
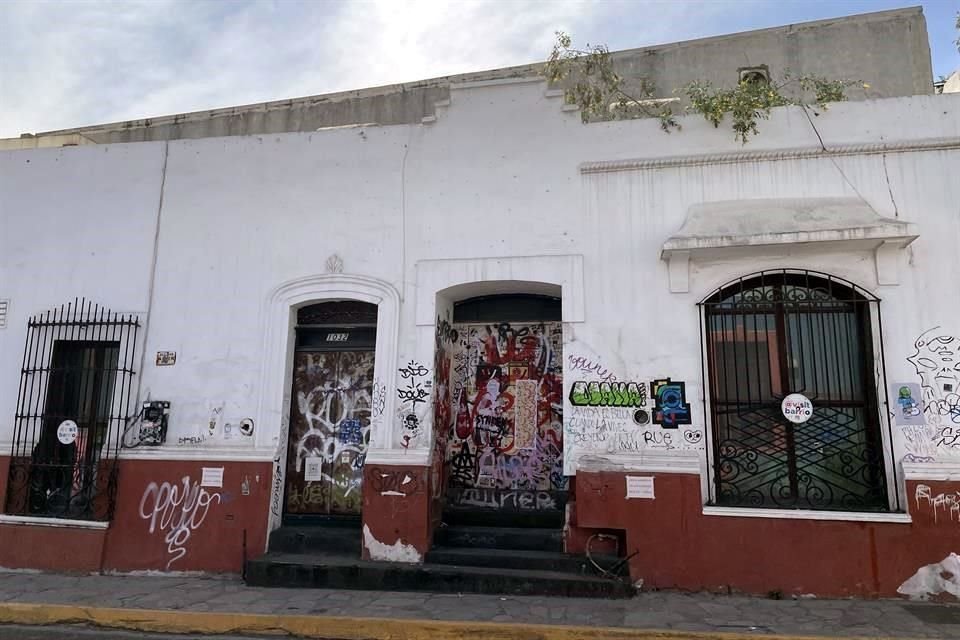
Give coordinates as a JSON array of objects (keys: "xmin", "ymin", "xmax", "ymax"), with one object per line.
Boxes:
[
  {"xmin": 156, "ymin": 351, "xmax": 177, "ymax": 366},
  {"xmin": 626, "ymin": 476, "xmax": 655, "ymax": 499}
]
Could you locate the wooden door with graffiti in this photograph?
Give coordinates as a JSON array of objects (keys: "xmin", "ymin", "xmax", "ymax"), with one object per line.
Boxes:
[
  {"xmin": 283, "ymin": 346, "xmax": 374, "ymax": 518},
  {"xmin": 441, "ymin": 318, "xmax": 566, "ymax": 514}
]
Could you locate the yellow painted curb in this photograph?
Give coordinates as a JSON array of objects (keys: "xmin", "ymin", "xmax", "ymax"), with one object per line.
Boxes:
[{"xmin": 0, "ymin": 602, "xmax": 902, "ymax": 640}]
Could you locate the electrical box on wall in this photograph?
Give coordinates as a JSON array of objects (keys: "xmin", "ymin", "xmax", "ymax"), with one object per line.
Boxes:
[{"xmin": 139, "ymin": 400, "xmax": 170, "ymax": 446}]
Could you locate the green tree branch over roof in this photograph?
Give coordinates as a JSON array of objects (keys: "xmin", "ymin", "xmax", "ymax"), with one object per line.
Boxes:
[{"xmin": 543, "ymin": 32, "xmax": 866, "ymax": 145}]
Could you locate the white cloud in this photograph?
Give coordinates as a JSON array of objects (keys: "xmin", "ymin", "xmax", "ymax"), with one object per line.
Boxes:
[{"xmin": 0, "ymin": 0, "xmax": 734, "ymax": 137}]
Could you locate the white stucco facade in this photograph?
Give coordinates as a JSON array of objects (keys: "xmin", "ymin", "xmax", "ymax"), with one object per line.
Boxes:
[{"xmin": 2, "ymin": 80, "xmax": 959, "ymax": 517}]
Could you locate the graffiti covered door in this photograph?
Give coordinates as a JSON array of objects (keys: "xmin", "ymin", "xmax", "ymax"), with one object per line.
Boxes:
[
  {"xmin": 283, "ymin": 346, "xmax": 374, "ymax": 518},
  {"xmin": 443, "ymin": 319, "xmax": 566, "ymax": 514}
]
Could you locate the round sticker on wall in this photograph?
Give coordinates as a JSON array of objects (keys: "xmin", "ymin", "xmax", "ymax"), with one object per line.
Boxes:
[
  {"xmin": 781, "ymin": 394, "xmax": 814, "ymax": 424},
  {"xmin": 57, "ymin": 420, "xmax": 79, "ymax": 445}
]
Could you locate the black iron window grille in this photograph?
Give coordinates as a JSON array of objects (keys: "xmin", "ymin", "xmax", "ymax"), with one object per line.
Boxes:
[
  {"xmin": 699, "ymin": 271, "xmax": 894, "ymax": 512},
  {"xmin": 7, "ymin": 299, "xmax": 139, "ymax": 521}
]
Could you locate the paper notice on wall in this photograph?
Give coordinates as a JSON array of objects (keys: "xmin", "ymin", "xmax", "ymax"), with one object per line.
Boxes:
[
  {"xmin": 201, "ymin": 467, "xmax": 224, "ymax": 488},
  {"xmin": 513, "ymin": 379, "xmax": 537, "ymax": 449},
  {"xmin": 626, "ymin": 476, "xmax": 655, "ymax": 499},
  {"xmin": 304, "ymin": 457, "xmax": 323, "ymax": 482}
]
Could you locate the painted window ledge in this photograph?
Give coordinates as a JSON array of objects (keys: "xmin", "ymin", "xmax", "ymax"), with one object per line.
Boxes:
[
  {"xmin": 702, "ymin": 505, "xmax": 911, "ymax": 524},
  {"xmin": 0, "ymin": 514, "xmax": 109, "ymax": 530},
  {"xmin": 903, "ymin": 461, "xmax": 960, "ymax": 482},
  {"xmin": 661, "ymin": 198, "xmax": 919, "ymax": 292}
]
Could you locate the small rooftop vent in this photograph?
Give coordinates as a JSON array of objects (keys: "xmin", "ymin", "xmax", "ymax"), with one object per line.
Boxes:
[{"xmin": 738, "ymin": 66, "xmax": 770, "ymax": 85}]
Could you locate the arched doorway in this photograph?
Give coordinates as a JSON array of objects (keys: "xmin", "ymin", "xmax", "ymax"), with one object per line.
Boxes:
[
  {"xmin": 438, "ymin": 294, "xmax": 565, "ymax": 522},
  {"xmin": 700, "ymin": 270, "xmax": 890, "ymax": 511},
  {"xmin": 282, "ymin": 300, "xmax": 377, "ymax": 521}
]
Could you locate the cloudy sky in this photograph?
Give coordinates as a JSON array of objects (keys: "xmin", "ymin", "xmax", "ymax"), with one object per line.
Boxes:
[{"xmin": 1, "ymin": 0, "xmax": 957, "ymax": 137}]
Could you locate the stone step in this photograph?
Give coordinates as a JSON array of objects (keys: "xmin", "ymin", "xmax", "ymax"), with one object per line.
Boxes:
[
  {"xmin": 245, "ymin": 552, "xmax": 634, "ymax": 598},
  {"xmin": 268, "ymin": 525, "xmax": 361, "ymax": 555},
  {"xmin": 425, "ymin": 546, "xmax": 623, "ymax": 575},
  {"xmin": 434, "ymin": 525, "xmax": 563, "ymax": 552}
]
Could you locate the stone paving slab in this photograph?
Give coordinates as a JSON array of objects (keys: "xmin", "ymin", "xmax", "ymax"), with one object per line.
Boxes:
[{"xmin": 0, "ymin": 570, "xmax": 957, "ymax": 638}]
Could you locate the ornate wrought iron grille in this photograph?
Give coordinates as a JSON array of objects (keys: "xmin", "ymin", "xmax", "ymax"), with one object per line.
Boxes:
[
  {"xmin": 7, "ymin": 299, "xmax": 139, "ymax": 521},
  {"xmin": 699, "ymin": 271, "xmax": 892, "ymax": 511},
  {"xmin": 297, "ymin": 301, "xmax": 378, "ymax": 326}
]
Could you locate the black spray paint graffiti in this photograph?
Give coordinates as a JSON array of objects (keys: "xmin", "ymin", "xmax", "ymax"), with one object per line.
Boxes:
[
  {"xmin": 397, "ymin": 361, "xmax": 430, "ymax": 406},
  {"xmin": 567, "ymin": 355, "xmax": 617, "ymax": 383},
  {"xmin": 650, "ymin": 378, "xmax": 692, "ymax": 429},
  {"xmin": 397, "ymin": 361, "xmax": 431, "ymax": 448},
  {"xmin": 271, "ymin": 418, "xmax": 289, "ymax": 517},
  {"xmin": 371, "ymin": 380, "xmax": 387, "ymax": 418},
  {"xmin": 908, "ymin": 328, "xmax": 960, "ymax": 428},
  {"xmin": 448, "ymin": 487, "xmax": 557, "ymax": 511}
]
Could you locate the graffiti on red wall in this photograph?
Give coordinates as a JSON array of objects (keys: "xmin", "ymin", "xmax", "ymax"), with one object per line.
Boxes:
[
  {"xmin": 369, "ymin": 467, "xmax": 422, "ymax": 497},
  {"xmin": 443, "ymin": 321, "xmax": 565, "ymax": 496},
  {"xmin": 915, "ymin": 483, "xmax": 960, "ymax": 524},
  {"xmin": 138, "ymin": 476, "xmax": 221, "ymax": 570}
]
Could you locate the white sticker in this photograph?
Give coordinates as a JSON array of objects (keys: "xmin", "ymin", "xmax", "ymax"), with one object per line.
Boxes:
[
  {"xmin": 56, "ymin": 420, "xmax": 78, "ymax": 445},
  {"xmin": 201, "ymin": 467, "xmax": 224, "ymax": 488},
  {"xmin": 781, "ymin": 393, "xmax": 814, "ymax": 424},
  {"xmin": 626, "ymin": 476, "xmax": 655, "ymax": 499},
  {"xmin": 304, "ymin": 457, "xmax": 323, "ymax": 482}
]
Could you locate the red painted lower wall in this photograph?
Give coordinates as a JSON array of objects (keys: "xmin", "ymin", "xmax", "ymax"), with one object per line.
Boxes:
[
  {"xmin": 0, "ymin": 455, "xmax": 271, "ymax": 574},
  {"xmin": 574, "ymin": 470, "xmax": 959, "ymax": 598},
  {"xmin": 2, "ymin": 448, "xmax": 955, "ymax": 599},
  {"xmin": 0, "ymin": 522, "xmax": 106, "ymax": 572},
  {"xmin": 362, "ymin": 464, "xmax": 431, "ymax": 560},
  {"xmin": 102, "ymin": 459, "xmax": 272, "ymax": 573},
  {"xmin": 0, "ymin": 456, "xmax": 9, "ymax": 509}
]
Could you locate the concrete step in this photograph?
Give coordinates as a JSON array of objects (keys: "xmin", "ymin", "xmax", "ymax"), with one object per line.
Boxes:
[
  {"xmin": 268, "ymin": 525, "xmax": 361, "ymax": 555},
  {"xmin": 425, "ymin": 546, "xmax": 623, "ymax": 575},
  {"xmin": 434, "ymin": 525, "xmax": 563, "ymax": 552},
  {"xmin": 245, "ymin": 552, "xmax": 634, "ymax": 598}
]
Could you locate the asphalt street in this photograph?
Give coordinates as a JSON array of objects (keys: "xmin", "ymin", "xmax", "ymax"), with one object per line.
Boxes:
[{"xmin": 0, "ymin": 625, "xmax": 267, "ymax": 639}]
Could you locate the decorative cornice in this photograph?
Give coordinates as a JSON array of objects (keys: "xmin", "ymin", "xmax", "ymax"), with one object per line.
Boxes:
[{"xmin": 580, "ymin": 136, "xmax": 960, "ymax": 175}]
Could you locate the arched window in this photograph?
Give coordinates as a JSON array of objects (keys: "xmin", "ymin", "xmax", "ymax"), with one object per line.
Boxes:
[{"xmin": 700, "ymin": 271, "xmax": 890, "ymax": 512}]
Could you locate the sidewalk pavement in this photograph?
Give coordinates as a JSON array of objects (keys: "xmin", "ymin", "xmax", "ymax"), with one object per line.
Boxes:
[{"xmin": 0, "ymin": 571, "xmax": 957, "ymax": 639}]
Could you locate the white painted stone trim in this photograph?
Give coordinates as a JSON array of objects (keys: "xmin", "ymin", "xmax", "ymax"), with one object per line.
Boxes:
[
  {"xmin": 119, "ymin": 447, "xmax": 274, "ymax": 462},
  {"xmin": 667, "ymin": 250, "xmax": 690, "ymax": 293},
  {"xmin": 256, "ymin": 273, "xmax": 401, "ymax": 537},
  {"xmin": 414, "ymin": 254, "xmax": 585, "ymax": 326},
  {"xmin": 660, "ymin": 198, "xmax": 918, "ymax": 292},
  {"xmin": 875, "ymin": 239, "xmax": 911, "ymax": 286},
  {"xmin": 580, "ymin": 136, "xmax": 960, "ymax": 174},
  {"xmin": 449, "ymin": 77, "xmax": 544, "ymax": 91},
  {"xmin": 0, "ymin": 515, "xmax": 109, "ymax": 530},
  {"xmin": 903, "ymin": 462, "xmax": 960, "ymax": 482},
  {"xmin": 701, "ymin": 506, "xmax": 912, "ymax": 524},
  {"xmin": 363, "ymin": 447, "xmax": 430, "ymax": 466}
]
